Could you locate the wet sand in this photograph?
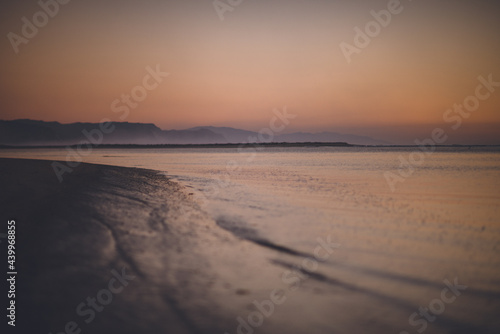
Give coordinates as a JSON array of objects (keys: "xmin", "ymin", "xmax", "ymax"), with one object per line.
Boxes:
[
  {"xmin": 1, "ymin": 157, "xmax": 499, "ymax": 334},
  {"xmin": 0, "ymin": 158, "xmax": 294, "ymax": 334}
]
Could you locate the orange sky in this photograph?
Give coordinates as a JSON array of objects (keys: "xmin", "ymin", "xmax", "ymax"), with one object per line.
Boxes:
[{"xmin": 1, "ymin": 0, "xmax": 499, "ymax": 144}]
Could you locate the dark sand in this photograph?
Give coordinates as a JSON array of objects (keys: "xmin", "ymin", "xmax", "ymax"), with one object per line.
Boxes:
[
  {"xmin": 1, "ymin": 158, "xmax": 499, "ymax": 334},
  {"xmin": 2, "ymin": 158, "xmax": 305, "ymax": 334},
  {"xmin": 1, "ymin": 158, "xmax": 242, "ymax": 334}
]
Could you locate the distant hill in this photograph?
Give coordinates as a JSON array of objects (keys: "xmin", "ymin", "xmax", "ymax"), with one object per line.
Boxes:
[
  {"xmin": 190, "ymin": 126, "xmax": 389, "ymax": 146},
  {"xmin": 0, "ymin": 120, "xmax": 225, "ymax": 146},
  {"xmin": 276, "ymin": 131, "xmax": 389, "ymax": 146},
  {"xmin": 0, "ymin": 120, "xmax": 388, "ymax": 146}
]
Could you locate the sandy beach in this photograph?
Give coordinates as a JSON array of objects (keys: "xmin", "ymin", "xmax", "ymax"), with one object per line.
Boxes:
[
  {"xmin": 1, "ymin": 158, "xmax": 307, "ymax": 334},
  {"xmin": 1, "ymin": 157, "xmax": 499, "ymax": 334}
]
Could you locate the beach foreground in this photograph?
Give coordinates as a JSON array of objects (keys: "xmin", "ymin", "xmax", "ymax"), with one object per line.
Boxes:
[{"xmin": 1, "ymin": 157, "xmax": 499, "ymax": 334}]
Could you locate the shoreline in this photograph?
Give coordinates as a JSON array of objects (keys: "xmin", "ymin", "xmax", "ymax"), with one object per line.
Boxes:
[
  {"xmin": 1, "ymin": 157, "xmax": 498, "ymax": 334},
  {"xmin": 0, "ymin": 158, "xmax": 246, "ymax": 333},
  {"xmin": 1, "ymin": 157, "xmax": 316, "ymax": 334},
  {"xmin": 2, "ymin": 143, "xmax": 500, "ymax": 149}
]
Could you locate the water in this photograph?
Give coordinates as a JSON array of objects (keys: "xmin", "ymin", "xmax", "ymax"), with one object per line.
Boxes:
[
  {"xmin": 2, "ymin": 146, "xmax": 499, "ymax": 280},
  {"xmin": 2, "ymin": 146, "xmax": 500, "ymax": 332}
]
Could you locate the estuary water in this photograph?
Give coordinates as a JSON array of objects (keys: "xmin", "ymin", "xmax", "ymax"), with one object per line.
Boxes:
[{"xmin": 1, "ymin": 146, "xmax": 500, "ymax": 333}]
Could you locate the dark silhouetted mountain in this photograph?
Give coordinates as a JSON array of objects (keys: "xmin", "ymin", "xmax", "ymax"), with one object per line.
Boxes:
[
  {"xmin": 0, "ymin": 120, "xmax": 225, "ymax": 146},
  {"xmin": 0, "ymin": 120, "xmax": 388, "ymax": 146}
]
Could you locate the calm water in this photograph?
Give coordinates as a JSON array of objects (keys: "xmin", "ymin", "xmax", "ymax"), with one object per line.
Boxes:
[{"xmin": 2, "ymin": 146, "xmax": 500, "ymax": 331}]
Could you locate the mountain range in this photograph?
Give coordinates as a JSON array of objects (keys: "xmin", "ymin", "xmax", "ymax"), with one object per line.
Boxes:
[{"xmin": 0, "ymin": 119, "xmax": 389, "ymax": 146}]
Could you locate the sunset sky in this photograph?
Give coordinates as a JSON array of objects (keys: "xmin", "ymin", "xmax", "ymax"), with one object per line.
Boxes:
[{"xmin": 1, "ymin": 0, "xmax": 499, "ymax": 144}]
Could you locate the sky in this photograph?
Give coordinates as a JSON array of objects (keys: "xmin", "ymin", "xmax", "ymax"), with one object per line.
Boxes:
[{"xmin": 0, "ymin": 0, "xmax": 499, "ymax": 144}]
